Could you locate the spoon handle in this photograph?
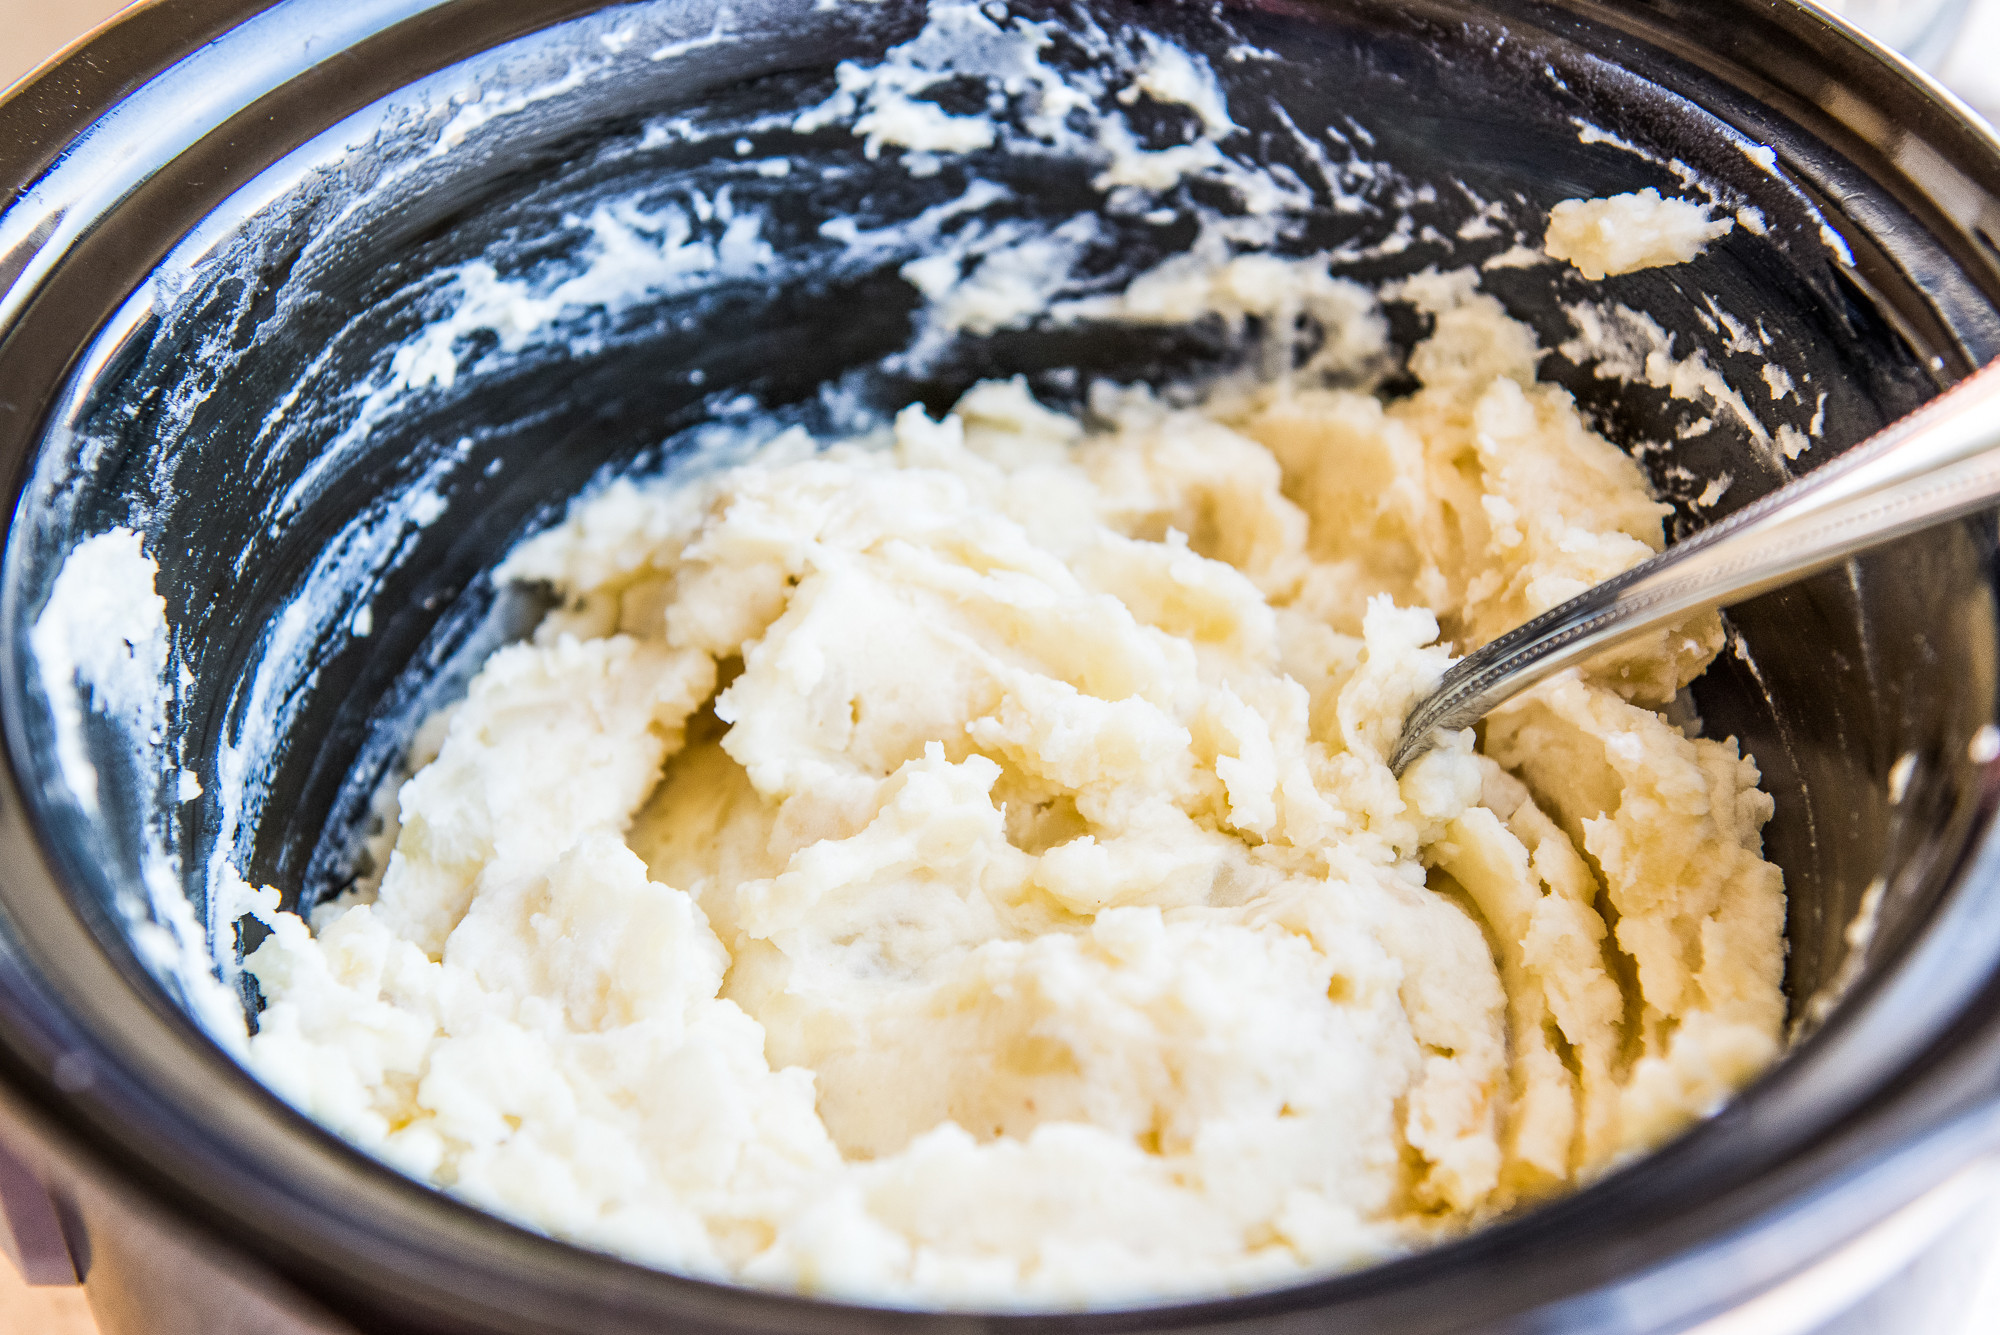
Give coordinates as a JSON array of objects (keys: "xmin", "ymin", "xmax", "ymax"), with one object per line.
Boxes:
[{"xmin": 1388, "ymin": 357, "xmax": 2000, "ymax": 776}]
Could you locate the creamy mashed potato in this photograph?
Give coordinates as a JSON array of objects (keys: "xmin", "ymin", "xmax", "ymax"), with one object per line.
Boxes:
[
  {"xmin": 1544, "ymin": 188, "xmax": 1735, "ymax": 280},
  {"xmin": 239, "ymin": 270, "xmax": 1784, "ymax": 1308}
]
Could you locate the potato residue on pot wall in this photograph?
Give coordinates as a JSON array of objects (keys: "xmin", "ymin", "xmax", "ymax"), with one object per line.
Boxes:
[{"xmin": 231, "ymin": 258, "xmax": 1785, "ymax": 1307}]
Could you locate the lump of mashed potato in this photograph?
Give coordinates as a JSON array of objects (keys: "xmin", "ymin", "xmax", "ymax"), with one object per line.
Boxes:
[
  {"xmin": 1544, "ymin": 188, "xmax": 1734, "ymax": 280},
  {"xmin": 239, "ymin": 275, "xmax": 1784, "ymax": 1308}
]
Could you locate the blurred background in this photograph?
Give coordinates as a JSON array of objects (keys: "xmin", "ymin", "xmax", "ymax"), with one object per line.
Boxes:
[
  {"xmin": 2, "ymin": 0, "xmax": 128, "ymax": 92},
  {"xmin": 0, "ymin": 1, "xmax": 1994, "ymax": 1333}
]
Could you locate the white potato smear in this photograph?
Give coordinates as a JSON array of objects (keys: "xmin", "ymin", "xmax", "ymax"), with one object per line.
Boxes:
[
  {"xmin": 237, "ymin": 258, "xmax": 1785, "ymax": 1308},
  {"xmin": 1543, "ymin": 187, "xmax": 1735, "ymax": 281}
]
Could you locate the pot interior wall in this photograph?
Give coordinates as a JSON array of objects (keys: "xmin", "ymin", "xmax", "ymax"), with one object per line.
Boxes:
[{"xmin": 8, "ymin": 0, "xmax": 1998, "ymax": 1111}]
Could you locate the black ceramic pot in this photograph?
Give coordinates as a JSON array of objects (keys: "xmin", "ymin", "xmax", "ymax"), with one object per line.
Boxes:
[{"xmin": 0, "ymin": 2, "xmax": 1997, "ymax": 1332}]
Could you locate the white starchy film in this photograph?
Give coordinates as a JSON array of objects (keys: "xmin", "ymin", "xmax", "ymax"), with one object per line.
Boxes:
[
  {"xmin": 206, "ymin": 434, "xmax": 476, "ymax": 937},
  {"xmin": 32, "ymin": 528, "xmax": 167, "ymax": 811},
  {"xmin": 1560, "ymin": 301, "xmax": 1775, "ymax": 450},
  {"xmin": 384, "ymin": 195, "xmax": 777, "ymax": 398},
  {"xmin": 781, "ymin": 0, "xmax": 1383, "ymax": 346},
  {"xmin": 900, "ymin": 214, "xmax": 1105, "ymax": 336},
  {"xmin": 430, "ymin": 63, "xmax": 595, "ymax": 157},
  {"xmin": 32, "ymin": 529, "xmax": 246, "ymax": 1048},
  {"xmin": 793, "ymin": 0, "xmax": 1244, "ymax": 202},
  {"xmin": 268, "ymin": 0, "xmax": 1255, "ymax": 510},
  {"xmin": 251, "ymin": 0, "xmax": 1601, "ymax": 450},
  {"xmin": 1698, "ymin": 296, "xmax": 1768, "ymax": 357}
]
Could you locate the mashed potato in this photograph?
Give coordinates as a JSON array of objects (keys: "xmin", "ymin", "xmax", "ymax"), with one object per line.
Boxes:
[
  {"xmin": 1544, "ymin": 188, "xmax": 1735, "ymax": 280},
  {"xmin": 239, "ymin": 270, "xmax": 1784, "ymax": 1307}
]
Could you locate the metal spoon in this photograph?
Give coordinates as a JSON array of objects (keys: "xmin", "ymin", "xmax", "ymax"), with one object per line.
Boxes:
[{"xmin": 1387, "ymin": 357, "xmax": 2000, "ymax": 776}]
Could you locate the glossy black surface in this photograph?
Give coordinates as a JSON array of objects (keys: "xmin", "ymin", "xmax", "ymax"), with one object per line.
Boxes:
[{"xmin": 0, "ymin": 2, "xmax": 1995, "ymax": 1333}]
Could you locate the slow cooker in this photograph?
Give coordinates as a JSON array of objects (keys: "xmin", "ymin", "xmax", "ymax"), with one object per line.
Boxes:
[{"xmin": 0, "ymin": 1, "xmax": 1997, "ymax": 1332}]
